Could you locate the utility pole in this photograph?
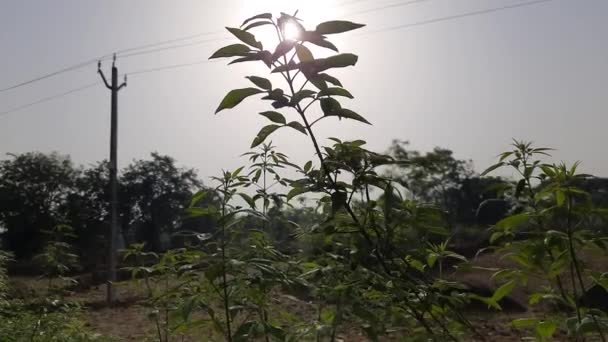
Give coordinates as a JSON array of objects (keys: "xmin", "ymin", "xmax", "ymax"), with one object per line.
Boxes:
[{"xmin": 98, "ymin": 54, "xmax": 126, "ymax": 304}]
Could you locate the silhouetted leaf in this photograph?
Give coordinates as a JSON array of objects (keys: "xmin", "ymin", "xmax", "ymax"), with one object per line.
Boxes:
[
  {"xmin": 271, "ymin": 61, "xmax": 300, "ymax": 73},
  {"xmin": 316, "ymin": 21, "xmax": 365, "ymax": 34},
  {"xmin": 310, "ymin": 38, "xmax": 338, "ymax": 52},
  {"xmin": 238, "ymin": 193, "xmax": 256, "ymax": 209},
  {"xmin": 272, "ymin": 40, "xmax": 296, "ymax": 61},
  {"xmin": 290, "ymin": 89, "xmax": 316, "ymax": 105},
  {"xmin": 286, "ymin": 121, "xmax": 307, "ymax": 135},
  {"xmin": 246, "ymin": 76, "xmax": 272, "ymax": 90},
  {"xmin": 259, "ymin": 111, "xmax": 286, "ymax": 124},
  {"xmin": 319, "ymin": 53, "xmax": 358, "ymax": 71},
  {"xmin": 320, "ymin": 98, "xmax": 341, "ymax": 115},
  {"xmin": 295, "ymin": 44, "xmax": 314, "ymax": 62},
  {"xmin": 228, "ymin": 51, "xmax": 272, "ymax": 67},
  {"xmin": 209, "ymin": 44, "xmax": 252, "ymax": 59},
  {"xmin": 330, "ymin": 108, "xmax": 371, "ymax": 125},
  {"xmin": 251, "ymin": 125, "xmax": 281, "ymax": 148},
  {"xmin": 318, "ymin": 87, "xmax": 353, "ymax": 98},
  {"xmin": 241, "ymin": 13, "xmax": 272, "ymax": 27},
  {"xmin": 226, "ymin": 27, "xmax": 263, "ymax": 49},
  {"xmin": 216, "ymin": 88, "xmax": 264, "ymax": 113},
  {"xmin": 481, "ymin": 162, "xmax": 505, "ymax": 176},
  {"xmin": 317, "ymin": 73, "xmax": 342, "ymax": 87},
  {"xmin": 243, "ymin": 21, "xmax": 272, "ymax": 31}
]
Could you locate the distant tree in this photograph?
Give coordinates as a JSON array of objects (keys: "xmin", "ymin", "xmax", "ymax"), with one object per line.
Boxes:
[
  {"xmin": 388, "ymin": 141, "xmax": 473, "ymax": 225},
  {"xmin": 388, "ymin": 141, "xmax": 508, "ymax": 227},
  {"xmin": 0, "ymin": 152, "xmax": 79, "ymax": 259},
  {"xmin": 120, "ymin": 153, "xmax": 203, "ymax": 251},
  {"xmin": 64, "ymin": 161, "xmax": 113, "ymax": 269}
]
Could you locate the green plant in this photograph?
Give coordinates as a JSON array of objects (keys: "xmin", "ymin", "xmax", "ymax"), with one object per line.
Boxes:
[
  {"xmin": 34, "ymin": 224, "xmax": 80, "ymax": 294},
  {"xmin": 483, "ymin": 140, "xmax": 608, "ymax": 340},
  {"xmin": 208, "ymin": 12, "xmax": 476, "ymax": 340}
]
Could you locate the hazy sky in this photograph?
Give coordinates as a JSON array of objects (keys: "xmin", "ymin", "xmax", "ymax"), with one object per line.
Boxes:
[{"xmin": 1, "ymin": 0, "xmax": 607, "ymax": 183}]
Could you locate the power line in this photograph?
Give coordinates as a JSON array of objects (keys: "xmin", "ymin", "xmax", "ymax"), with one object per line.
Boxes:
[
  {"xmin": 117, "ymin": 36, "xmax": 232, "ymax": 60},
  {"xmin": 348, "ymin": 0, "xmax": 428, "ymax": 17},
  {"xmin": 0, "ymin": 59, "xmax": 222, "ymax": 116},
  {"xmin": 0, "ymin": 58, "xmax": 109, "ymax": 93},
  {"xmin": 364, "ymin": 0, "xmax": 558, "ymax": 35},
  {"xmin": 0, "ymin": 0, "xmax": 561, "ymax": 114},
  {"xmin": 0, "ymin": 0, "xmax": 412, "ymax": 93},
  {"xmin": 128, "ymin": 59, "xmax": 219, "ymax": 76},
  {"xmin": 0, "ymin": 31, "xmax": 226, "ymax": 94},
  {"xmin": 0, "ymin": 81, "xmax": 100, "ymax": 116}
]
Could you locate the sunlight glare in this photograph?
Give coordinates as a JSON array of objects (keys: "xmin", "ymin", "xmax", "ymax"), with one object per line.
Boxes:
[{"xmin": 282, "ymin": 21, "xmax": 302, "ymax": 41}]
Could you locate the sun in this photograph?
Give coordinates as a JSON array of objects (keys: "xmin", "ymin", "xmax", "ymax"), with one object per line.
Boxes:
[{"xmin": 282, "ymin": 21, "xmax": 302, "ymax": 41}]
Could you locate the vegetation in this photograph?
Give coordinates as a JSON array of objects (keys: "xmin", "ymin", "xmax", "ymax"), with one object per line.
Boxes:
[{"xmin": 0, "ymin": 12, "xmax": 607, "ymax": 341}]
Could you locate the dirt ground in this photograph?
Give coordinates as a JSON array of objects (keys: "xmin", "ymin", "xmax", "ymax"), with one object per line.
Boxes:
[{"xmin": 9, "ymin": 250, "xmax": 607, "ymax": 341}]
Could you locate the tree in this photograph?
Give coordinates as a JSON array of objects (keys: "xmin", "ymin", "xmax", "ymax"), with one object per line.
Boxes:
[
  {"xmin": 120, "ymin": 152, "xmax": 203, "ymax": 251},
  {"xmin": 0, "ymin": 152, "xmax": 79, "ymax": 259}
]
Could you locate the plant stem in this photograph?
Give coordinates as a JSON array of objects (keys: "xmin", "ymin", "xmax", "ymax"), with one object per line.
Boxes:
[
  {"xmin": 566, "ymin": 194, "xmax": 606, "ymax": 341},
  {"xmin": 220, "ymin": 192, "xmax": 233, "ymax": 342}
]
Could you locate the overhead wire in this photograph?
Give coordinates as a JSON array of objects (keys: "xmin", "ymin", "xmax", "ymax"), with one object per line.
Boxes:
[
  {"xmin": 0, "ymin": 81, "xmax": 101, "ymax": 117},
  {"xmin": 0, "ymin": 0, "xmax": 417, "ymax": 94},
  {"xmin": 0, "ymin": 0, "xmax": 562, "ymax": 116},
  {"xmin": 363, "ymin": 0, "xmax": 557, "ymax": 35}
]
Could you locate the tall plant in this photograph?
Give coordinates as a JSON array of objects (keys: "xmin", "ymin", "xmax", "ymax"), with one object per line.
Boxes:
[{"xmin": 209, "ymin": 12, "xmax": 474, "ymax": 340}]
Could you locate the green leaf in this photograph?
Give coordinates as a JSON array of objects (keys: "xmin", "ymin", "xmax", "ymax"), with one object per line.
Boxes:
[
  {"xmin": 316, "ymin": 21, "xmax": 366, "ymax": 35},
  {"xmin": 241, "ymin": 13, "xmax": 272, "ymax": 27},
  {"xmin": 320, "ymin": 97, "xmax": 342, "ymax": 115},
  {"xmin": 209, "ymin": 44, "xmax": 252, "ymax": 59},
  {"xmin": 492, "ymin": 279, "xmax": 517, "ymax": 303},
  {"xmin": 427, "ymin": 254, "xmax": 438, "ymax": 268},
  {"xmin": 295, "ymin": 44, "xmax": 314, "ymax": 62},
  {"xmin": 320, "ymin": 307, "xmax": 336, "ymax": 325},
  {"xmin": 251, "ymin": 125, "xmax": 281, "ymax": 148},
  {"xmin": 259, "ymin": 111, "xmax": 286, "ymax": 124},
  {"xmin": 495, "ymin": 213, "xmax": 530, "ymax": 230},
  {"xmin": 286, "ymin": 121, "xmax": 307, "ymax": 135},
  {"xmin": 481, "ymin": 162, "xmax": 505, "ymax": 176},
  {"xmin": 555, "ymin": 189, "xmax": 566, "ymax": 207},
  {"xmin": 287, "ymin": 186, "xmax": 311, "ymax": 201},
  {"xmin": 303, "ymin": 161, "xmax": 312, "ymax": 172},
  {"xmin": 535, "ymin": 321, "xmax": 556, "ymax": 338},
  {"xmin": 512, "ymin": 318, "xmax": 539, "ymax": 328},
  {"xmin": 226, "ymin": 27, "xmax": 263, "ymax": 49},
  {"xmin": 246, "ymin": 76, "xmax": 272, "ymax": 90},
  {"xmin": 330, "ymin": 109, "xmax": 371, "ymax": 125},
  {"xmin": 318, "ymin": 87, "xmax": 354, "ymax": 99},
  {"xmin": 216, "ymin": 88, "xmax": 264, "ymax": 113},
  {"xmin": 238, "ymin": 193, "xmax": 256, "ymax": 209}
]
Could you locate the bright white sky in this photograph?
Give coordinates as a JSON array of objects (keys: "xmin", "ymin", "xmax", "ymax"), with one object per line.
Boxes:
[{"xmin": 1, "ymin": 0, "xmax": 607, "ymax": 182}]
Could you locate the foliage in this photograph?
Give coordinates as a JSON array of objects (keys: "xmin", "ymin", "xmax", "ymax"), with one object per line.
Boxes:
[
  {"xmin": 207, "ymin": 12, "xmax": 474, "ymax": 341},
  {"xmin": 0, "ymin": 152, "xmax": 79, "ymax": 259},
  {"xmin": 34, "ymin": 224, "xmax": 80, "ymax": 293},
  {"xmin": 120, "ymin": 152, "xmax": 203, "ymax": 251},
  {"xmin": 483, "ymin": 140, "xmax": 608, "ymax": 340}
]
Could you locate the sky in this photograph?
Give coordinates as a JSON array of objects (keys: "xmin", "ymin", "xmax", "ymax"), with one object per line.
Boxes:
[{"xmin": 1, "ymin": 0, "xmax": 607, "ymax": 184}]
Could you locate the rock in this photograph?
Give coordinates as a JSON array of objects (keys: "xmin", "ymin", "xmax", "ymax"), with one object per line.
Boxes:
[{"xmin": 580, "ymin": 284, "xmax": 608, "ymax": 311}]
